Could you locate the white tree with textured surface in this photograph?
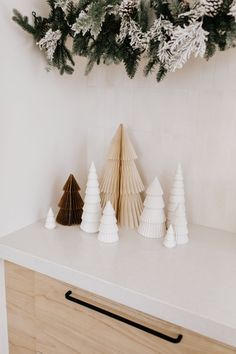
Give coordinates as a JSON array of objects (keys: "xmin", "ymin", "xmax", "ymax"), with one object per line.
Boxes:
[
  {"xmin": 138, "ymin": 177, "xmax": 166, "ymax": 238},
  {"xmin": 98, "ymin": 201, "xmax": 119, "ymax": 243},
  {"xmin": 81, "ymin": 162, "xmax": 101, "ymax": 233},
  {"xmin": 173, "ymin": 204, "xmax": 189, "ymax": 245},
  {"xmin": 167, "ymin": 164, "xmax": 186, "ymax": 228},
  {"xmin": 100, "ymin": 124, "xmax": 144, "ymax": 228},
  {"xmin": 163, "ymin": 224, "xmax": 176, "ymax": 248}
]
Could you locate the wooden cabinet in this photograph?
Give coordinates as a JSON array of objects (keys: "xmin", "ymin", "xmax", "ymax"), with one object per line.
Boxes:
[
  {"xmin": 5, "ymin": 261, "xmax": 36, "ymax": 354},
  {"xmin": 5, "ymin": 262, "xmax": 236, "ymax": 354}
]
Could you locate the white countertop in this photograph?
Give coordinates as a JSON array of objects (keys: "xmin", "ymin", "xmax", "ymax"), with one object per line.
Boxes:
[{"xmin": 0, "ymin": 221, "xmax": 236, "ymax": 348}]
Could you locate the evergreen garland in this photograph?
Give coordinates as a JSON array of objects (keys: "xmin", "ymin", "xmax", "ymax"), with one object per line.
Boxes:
[{"xmin": 12, "ymin": 0, "xmax": 236, "ymax": 82}]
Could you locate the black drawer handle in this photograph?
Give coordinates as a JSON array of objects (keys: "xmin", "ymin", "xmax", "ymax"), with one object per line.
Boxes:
[{"xmin": 65, "ymin": 290, "xmax": 183, "ymax": 344}]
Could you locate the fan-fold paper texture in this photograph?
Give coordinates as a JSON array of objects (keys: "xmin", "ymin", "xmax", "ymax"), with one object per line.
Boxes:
[{"xmin": 101, "ymin": 124, "xmax": 144, "ymax": 228}]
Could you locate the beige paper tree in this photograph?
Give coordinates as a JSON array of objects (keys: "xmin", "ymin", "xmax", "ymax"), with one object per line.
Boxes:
[
  {"xmin": 100, "ymin": 124, "xmax": 144, "ymax": 228},
  {"xmin": 100, "ymin": 124, "xmax": 121, "ymax": 214}
]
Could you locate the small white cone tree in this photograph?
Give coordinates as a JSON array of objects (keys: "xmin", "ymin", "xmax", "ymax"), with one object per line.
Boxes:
[
  {"xmin": 81, "ymin": 162, "xmax": 101, "ymax": 233},
  {"xmin": 45, "ymin": 208, "xmax": 56, "ymax": 230},
  {"xmin": 98, "ymin": 201, "xmax": 119, "ymax": 243},
  {"xmin": 163, "ymin": 224, "xmax": 176, "ymax": 248},
  {"xmin": 167, "ymin": 164, "xmax": 186, "ymax": 228},
  {"xmin": 173, "ymin": 204, "xmax": 189, "ymax": 245},
  {"xmin": 138, "ymin": 177, "xmax": 166, "ymax": 238}
]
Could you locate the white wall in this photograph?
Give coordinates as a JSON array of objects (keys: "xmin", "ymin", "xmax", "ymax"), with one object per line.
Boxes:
[{"xmin": 1, "ymin": 0, "xmax": 236, "ymax": 236}]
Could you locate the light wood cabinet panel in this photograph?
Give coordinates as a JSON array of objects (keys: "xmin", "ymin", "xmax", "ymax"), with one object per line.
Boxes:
[
  {"xmin": 5, "ymin": 261, "xmax": 236, "ymax": 354},
  {"xmin": 5, "ymin": 261, "xmax": 36, "ymax": 354},
  {"xmin": 34, "ymin": 271, "xmax": 236, "ymax": 354}
]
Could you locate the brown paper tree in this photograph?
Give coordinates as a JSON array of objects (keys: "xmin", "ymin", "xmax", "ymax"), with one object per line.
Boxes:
[
  {"xmin": 100, "ymin": 124, "xmax": 144, "ymax": 228},
  {"xmin": 56, "ymin": 174, "xmax": 84, "ymax": 225}
]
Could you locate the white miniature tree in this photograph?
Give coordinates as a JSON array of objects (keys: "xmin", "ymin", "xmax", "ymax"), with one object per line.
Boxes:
[
  {"xmin": 138, "ymin": 177, "xmax": 166, "ymax": 238},
  {"xmin": 98, "ymin": 201, "xmax": 119, "ymax": 243},
  {"xmin": 45, "ymin": 208, "xmax": 56, "ymax": 230},
  {"xmin": 167, "ymin": 163, "xmax": 186, "ymax": 228},
  {"xmin": 173, "ymin": 204, "xmax": 189, "ymax": 244},
  {"xmin": 81, "ymin": 162, "xmax": 101, "ymax": 233},
  {"xmin": 163, "ymin": 224, "xmax": 176, "ymax": 248}
]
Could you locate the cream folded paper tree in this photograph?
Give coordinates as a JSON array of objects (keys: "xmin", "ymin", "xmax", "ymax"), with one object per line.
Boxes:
[
  {"xmin": 80, "ymin": 162, "xmax": 101, "ymax": 234},
  {"xmin": 138, "ymin": 177, "xmax": 166, "ymax": 238},
  {"xmin": 100, "ymin": 124, "xmax": 144, "ymax": 229}
]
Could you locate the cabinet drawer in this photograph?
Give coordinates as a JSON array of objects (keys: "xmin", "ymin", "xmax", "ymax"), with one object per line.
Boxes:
[
  {"xmin": 34, "ymin": 270, "xmax": 235, "ymax": 354},
  {"xmin": 5, "ymin": 261, "xmax": 236, "ymax": 354}
]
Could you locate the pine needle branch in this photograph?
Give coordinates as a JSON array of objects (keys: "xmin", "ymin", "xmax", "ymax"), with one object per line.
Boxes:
[
  {"xmin": 156, "ymin": 65, "xmax": 167, "ymax": 82},
  {"xmin": 12, "ymin": 9, "xmax": 35, "ymax": 35}
]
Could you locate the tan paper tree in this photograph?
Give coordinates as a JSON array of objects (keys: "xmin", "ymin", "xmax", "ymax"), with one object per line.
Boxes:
[{"xmin": 100, "ymin": 124, "xmax": 144, "ymax": 228}]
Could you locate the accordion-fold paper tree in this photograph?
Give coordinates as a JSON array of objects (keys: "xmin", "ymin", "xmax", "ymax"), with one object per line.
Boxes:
[
  {"xmin": 100, "ymin": 124, "xmax": 144, "ymax": 229},
  {"xmin": 56, "ymin": 174, "xmax": 84, "ymax": 225}
]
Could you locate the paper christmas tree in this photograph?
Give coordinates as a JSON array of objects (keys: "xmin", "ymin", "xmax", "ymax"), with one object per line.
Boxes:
[
  {"xmin": 173, "ymin": 204, "xmax": 189, "ymax": 245},
  {"xmin": 167, "ymin": 164, "xmax": 186, "ymax": 228},
  {"xmin": 80, "ymin": 162, "xmax": 101, "ymax": 233},
  {"xmin": 163, "ymin": 224, "xmax": 176, "ymax": 248},
  {"xmin": 56, "ymin": 174, "xmax": 84, "ymax": 225},
  {"xmin": 100, "ymin": 124, "xmax": 144, "ymax": 228},
  {"xmin": 45, "ymin": 208, "xmax": 56, "ymax": 230},
  {"xmin": 138, "ymin": 177, "xmax": 166, "ymax": 238},
  {"xmin": 100, "ymin": 125, "xmax": 122, "ymax": 213},
  {"xmin": 98, "ymin": 201, "xmax": 119, "ymax": 243}
]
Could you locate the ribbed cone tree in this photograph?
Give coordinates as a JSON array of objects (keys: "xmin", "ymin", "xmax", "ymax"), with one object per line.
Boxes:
[
  {"xmin": 100, "ymin": 124, "xmax": 144, "ymax": 229},
  {"xmin": 173, "ymin": 204, "xmax": 189, "ymax": 245},
  {"xmin": 98, "ymin": 201, "xmax": 119, "ymax": 243},
  {"xmin": 80, "ymin": 162, "xmax": 101, "ymax": 233},
  {"xmin": 56, "ymin": 174, "xmax": 84, "ymax": 225},
  {"xmin": 167, "ymin": 163, "xmax": 186, "ymax": 228},
  {"xmin": 138, "ymin": 177, "xmax": 166, "ymax": 238}
]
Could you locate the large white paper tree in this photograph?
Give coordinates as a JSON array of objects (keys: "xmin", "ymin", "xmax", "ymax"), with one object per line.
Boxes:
[
  {"xmin": 173, "ymin": 204, "xmax": 189, "ymax": 244},
  {"xmin": 98, "ymin": 201, "xmax": 119, "ymax": 243},
  {"xmin": 167, "ymin": 164, "xmax": 186, "ymax": 228},
  {"xmin": 100, "ymin": 124, "xmax": 144, "ymax": 229},
  {"xmin": 138, "ymin": 177, "xmax": 166, "ymax": 238},
  {"xmin": 80, "ymin": 162, "xmax": 101, "ymax": 233}
]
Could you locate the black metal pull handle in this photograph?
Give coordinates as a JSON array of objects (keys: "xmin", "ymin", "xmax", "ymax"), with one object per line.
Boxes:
[{"xmin": 65, "ymin": 290, "xmax": 183, "ymax": 344}]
